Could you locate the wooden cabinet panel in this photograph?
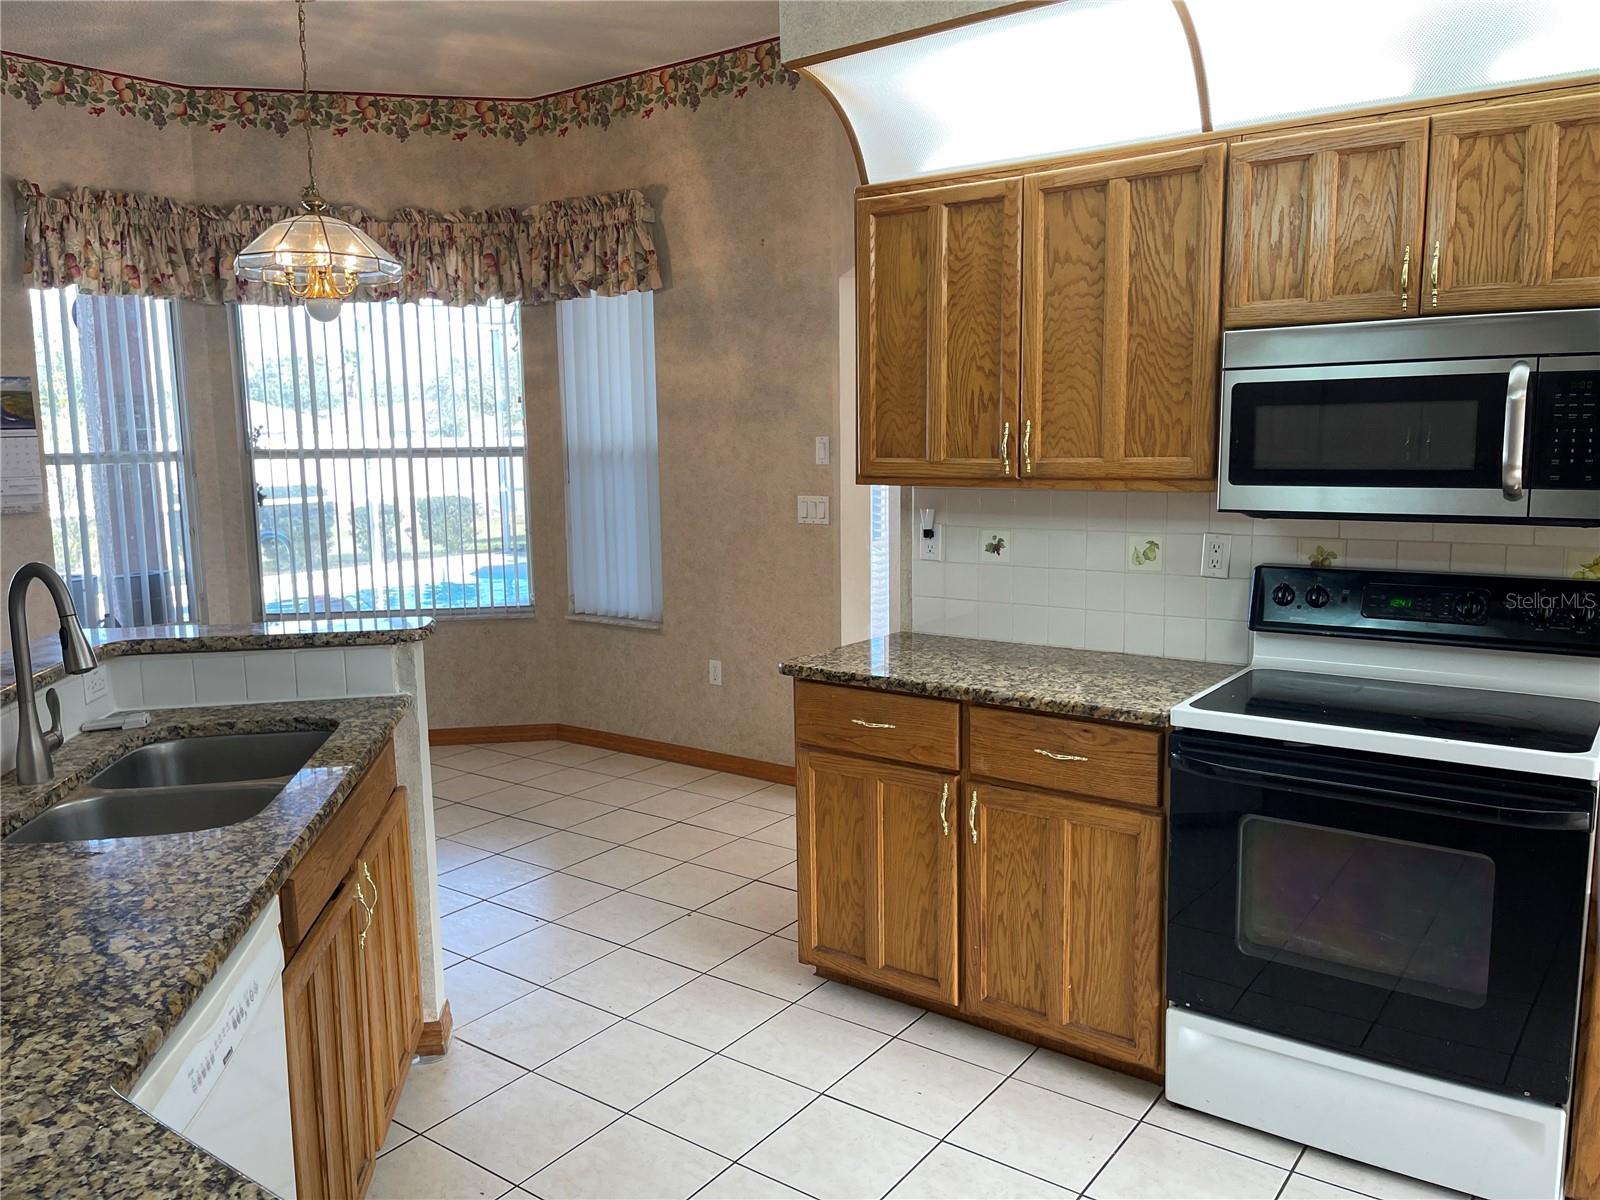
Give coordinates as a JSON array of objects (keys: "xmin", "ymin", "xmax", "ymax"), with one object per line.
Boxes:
[
  {"xmin": 967, "ymin": 706, "xmax": 1162, "ymax": 809},
  {"xmin": 797, "ymin": 749, "xmax": 959, "ymax": 1006},
  {"xmin": 964, "ymin": 784, "xmax": 1162, "ymax": 1070},
  {"xmin": 859, "ymin": 179, "xmax": 1021, "ymax": 481},
  {"xmin": 284, "ymin": 876, "xmax": 374, "ymax": 1200},
  {"xmin": 359, "ymin": 789, "xmax": 422, "ymax": 1148},
  {"xmin": 1023, "ymin": 144, "xmax": 1224, "ymax": 481},
  {"xmin": 1225, "ymin": 119, "xmax": 1428, "ymax": 326},
  {"xmin": 793, "ymin": 681, "xmax": 960, "ymax": 770},
  {"xmin": 1426, "ymin": 94, "xmax": 1600, "ymax": 313}
]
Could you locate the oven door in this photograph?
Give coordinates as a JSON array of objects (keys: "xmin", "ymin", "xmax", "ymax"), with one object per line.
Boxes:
[
  {"xmin": 1218, "ymin": 357, "xmax": 1533, "ymax": 520},
  {"xmin": 1167, "ymin": 731, "xmax": 1594, "ymax": 1105}
]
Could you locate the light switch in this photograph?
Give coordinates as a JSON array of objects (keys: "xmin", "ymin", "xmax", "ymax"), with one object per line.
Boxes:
[
  {"xmin": 797, "ymin": 496, "xmax": 830, "ymax": 525},
  {"xmin": 815, "ymin": 436, "xmax": 830, "ymax": 466}
]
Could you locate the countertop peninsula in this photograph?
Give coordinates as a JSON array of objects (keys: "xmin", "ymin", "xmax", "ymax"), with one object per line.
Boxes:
[
  {"xmin": 1, "ymin": 615, "xmax": 435, "ymax": 705},
  {"xmin": 780, "ymin": 632, "xmax": 1237, "ymax": 726},
  {"xmin": 1, "ymin": 694, "xmax": 410, "ymax": 1198}
]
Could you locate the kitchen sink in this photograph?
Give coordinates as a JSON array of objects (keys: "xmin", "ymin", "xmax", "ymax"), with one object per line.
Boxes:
[
  {"xmin": 5, "ymin": 783, "xmax": 288, "ymax": 842},
  {"xmin": 88, "ymin": 731, "xmax": 330, "ymax": 789},
  {"xmin": 5, "ymin": 729, "xmax": 333, "ymax": 844}
]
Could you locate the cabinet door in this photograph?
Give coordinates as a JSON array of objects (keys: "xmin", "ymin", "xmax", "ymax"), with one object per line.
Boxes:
[
  {"xmin": 796, "ymin": 749, "xmax": 960, "ymax": 1006},
  {"xmin": 359, "ymin": 789, "xmax": 423, "ymax": 1149},
  {"xmin": 1425, "ymin": 94, "xmax": 1600, "ymax": 313},
  {"xmin": 1225, "ymin": 119, "xmax": 1428, "ymax": 326},
  {"xmin": 963, "ymin": 783, "xmax": 1162, "ymax": 1070},
  {"xmin": 858, "ymin": 179, "xmax": 1021, "ymax": 482},
  {"xmin": 1023, "ymin": 144, "xmax": 1224, "ymax": 481},
  {"xmin": 284, "ymin": 876, "xmax": 374, "ymax": 1200}
]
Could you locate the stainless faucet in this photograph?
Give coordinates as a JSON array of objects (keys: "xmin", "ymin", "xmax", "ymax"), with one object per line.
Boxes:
[{"xmin": 8, "ymin": 562, "xmax": 98, "ymax": 784}]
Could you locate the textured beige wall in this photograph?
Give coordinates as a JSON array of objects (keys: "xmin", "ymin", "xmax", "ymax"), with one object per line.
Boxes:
[
  {"xmin": 778, "ymin": 0, "xmax": 1018, "ymax": 62},
  {"xmin": 1, "ymin": 80, "xmax": 854, "ymax": 760}
]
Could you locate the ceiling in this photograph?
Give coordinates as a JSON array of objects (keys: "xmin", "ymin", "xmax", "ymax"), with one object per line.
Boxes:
[{"xmin": 0, "ymin": 1, "xmax": 779, "ymax": 98}]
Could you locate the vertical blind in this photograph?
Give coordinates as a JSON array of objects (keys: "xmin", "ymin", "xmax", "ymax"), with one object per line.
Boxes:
[
  {"xmin": 235, "ymin": 298, "xmax": 530, "ymax": 618},
  {"xmin": 557, "ymin": 292, "xmax": 663, "ymax": 623},
  {"xmin": 870, "ymin": 485, "xmax": 893, "ymax": 638},
  {"xmin": 28, "ymin": 287, "xmax": 199, "ymax": 627}
]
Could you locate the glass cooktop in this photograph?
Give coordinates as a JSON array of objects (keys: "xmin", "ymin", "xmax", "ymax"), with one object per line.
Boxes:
[{"xmin": 1193, "ymin": 669, "xmax": 1600, "ymax": 753}]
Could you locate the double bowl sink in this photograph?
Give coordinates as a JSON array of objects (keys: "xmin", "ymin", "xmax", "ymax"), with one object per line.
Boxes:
[{"xmin": 6, "ymin": 730, "xmax": 331, "ymax": 843}]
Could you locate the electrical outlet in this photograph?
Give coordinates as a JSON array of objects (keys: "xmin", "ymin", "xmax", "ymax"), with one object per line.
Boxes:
[
  {"xmin": 919, "ymin": 524, "xmax": 944, "ymax": 561},
  {"xmin": 708, "ymin": 659, "xmax": 722, "ymax": 686},
  {"xmin": 81, "ymin": 668, "xmax": 109, "ymax": 705},
  {"xmin": 797, "ymin": 496, "xmax": 830, "ymax": 525},
  {"xmin": 815, "ymin": 436, "xmax": 830, "ymax": 465},
  {"xmin": 1201, "ymin": 533, "xmax": 1233, "ymax": 578}
]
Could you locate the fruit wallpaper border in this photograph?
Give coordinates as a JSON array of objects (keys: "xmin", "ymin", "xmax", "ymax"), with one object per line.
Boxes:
[{"xmin": 1, "ymin": 39, "xmax": 798, "ymax": 143}]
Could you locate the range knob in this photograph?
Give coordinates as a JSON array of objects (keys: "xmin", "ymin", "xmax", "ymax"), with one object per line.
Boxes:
[
  {"xmin": 1575, "ymin": 606, "xmax": 1599, "ymax": 629},
  {"xmin": 1271, "ymin": 583, "xmax": 1297, "ymax": 607},
  {"xmin": 1453, "ymin": 592, "xmax": 1489, "ymax": 622},
  {"xmin": 1305, "ymin": 584, "xmax": 1331, "ymax": 609}
]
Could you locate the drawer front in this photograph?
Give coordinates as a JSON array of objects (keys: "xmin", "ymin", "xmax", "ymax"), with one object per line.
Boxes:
[
  {"xmin": 968, "ymin": 707, "xmax": 1161, "ymax": 808},
  {"xmin": 794, "ymin": 681, "xmax": 960, "ymax": 770}
]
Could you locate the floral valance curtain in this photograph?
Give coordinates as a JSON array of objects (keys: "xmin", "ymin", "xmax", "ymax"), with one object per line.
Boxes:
[{"xmin": 15, "ymin": 180, "xmax": 662, "ymax": 306}]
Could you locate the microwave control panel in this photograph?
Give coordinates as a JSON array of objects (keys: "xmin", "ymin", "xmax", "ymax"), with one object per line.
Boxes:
[
  {"xmin": 1251, "ymin": 565, "xmax": 1599, "ymax": 654},
  {"xmin": 1531, "ymin": 368, "xmax": 1598, "ymax": 490}
]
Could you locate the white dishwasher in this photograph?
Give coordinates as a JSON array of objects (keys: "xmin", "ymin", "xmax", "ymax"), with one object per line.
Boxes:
[{"xmin": 130, "ymin": 895, "xmax": 297, "ymax": 1199}]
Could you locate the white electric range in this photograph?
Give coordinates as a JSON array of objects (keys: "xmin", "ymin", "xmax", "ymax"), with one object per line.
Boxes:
[{"xmin": 1165, "ymin": 563, "xmax": 1599, "ymax": 1200}]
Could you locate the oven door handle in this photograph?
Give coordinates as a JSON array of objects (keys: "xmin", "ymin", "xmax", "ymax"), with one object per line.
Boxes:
[{"xmin": 1170, "ymin": 750, "xmax": 1592, "ymax": 832}]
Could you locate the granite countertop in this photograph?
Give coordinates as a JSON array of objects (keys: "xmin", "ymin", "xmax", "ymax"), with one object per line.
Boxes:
[
  {"xmin": 1, "ymin": 694, "xmax": 411, "ymax": 1198},
  {"xmin": 1, "ymin": 615, "xmax": 435, "ymax": 705},
  {"xmin": 780, "ymin": 632, "xmax": 1238, "ymax": 726}
]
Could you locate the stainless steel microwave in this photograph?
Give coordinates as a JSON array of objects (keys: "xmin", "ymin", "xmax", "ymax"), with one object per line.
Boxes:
[{"xmin": 1217, "ymin": 309, "xmax": 1599, "ymax": 525}]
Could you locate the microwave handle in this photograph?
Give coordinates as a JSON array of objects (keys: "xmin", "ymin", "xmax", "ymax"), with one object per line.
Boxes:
[{"xmin": 1502, "ymin": 359, "xmax": 1532, "ymax": 501}]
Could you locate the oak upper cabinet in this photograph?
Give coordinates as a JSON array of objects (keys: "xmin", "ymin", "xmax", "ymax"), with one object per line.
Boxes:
[
  {"xmin": 858, "ymin": 178, "xmax": 1022, "ymax": 482},
  {"xmin": 796, "ymin": 748, "xmax": 960, "ymax": 1006},
  {"xmin": 1425, "ymin": 94, "xmax": 1600, "ymax": 313},
  {"xmin": 1225, "ymin": 119, "xmax": 1429, "ymax": 327},
  {"xmin": 963, "ymin": 783, "xmax": 1163, "ymax": 1070},
  {"xmin": 284, "ymin": 874, "xmax": 375, "ymax": 1200},
  {"xmin": 359, "ymin": 790, "xmax": 423, "ymax": 1148},
  {"xmin": 1022, "ymin": 144, "xmax": 1225, "ymax": 481}
]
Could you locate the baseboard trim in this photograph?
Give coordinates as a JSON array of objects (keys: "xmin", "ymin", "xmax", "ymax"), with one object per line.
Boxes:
[
  {"xmin": 417, "ymin": 1000, "xmax": 452, "ymax": 1057},
  {"xmin": 428, "ymin": 723, "xmax": 795, "ymax": 786}
]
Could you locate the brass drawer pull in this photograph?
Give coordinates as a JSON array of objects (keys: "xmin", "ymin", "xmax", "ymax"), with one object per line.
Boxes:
[
  {"xmin": 355, "ymin": 859, "xmax": 376, "ymax": 951},
  {"xmin": 1399, "ymin": 243, "xmax": 1411, "ymax": 309},
  {"xmin": 939, "ymin": 780, "xmax": 950, "ymax": 836},
  {"xmin": 968, "ymin": 789, "xmax": 978, "ymax": 844},
  {"xmin": 1022, "ymin": 418, "xmax": 1033, "ymax": 475},
  {"xmin": 850, "ymin": 718, "xmax": 896, "ymax": 730},
  {"xmin": 1000, "ymin": 420, "xmax": 1011, "ymax": 475},
  {"xmin": 1429, "ymin": 240, "xmax": 1440, "ymax": 307},
  {"xmin": 1034, "ymin": 748, "xmax": 1090, "ymax": 762}
]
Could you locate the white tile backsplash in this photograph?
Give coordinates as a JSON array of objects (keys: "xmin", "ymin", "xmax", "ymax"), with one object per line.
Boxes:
[{"xmin": 911, "ymin": 488, "xmax": 1599, "ymax": 666}]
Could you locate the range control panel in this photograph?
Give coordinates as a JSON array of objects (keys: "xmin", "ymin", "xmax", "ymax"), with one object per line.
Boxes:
[
  {"xmin": 1531, "ymin": 367, "xmax": 1599, "ymax": 490},
  {"xmin": 1251, "ymin": 565, "xmax": 1600, "ymax": 655}
]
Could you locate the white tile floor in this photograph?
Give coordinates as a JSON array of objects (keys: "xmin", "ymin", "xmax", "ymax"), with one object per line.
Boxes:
[{"xmin": 376, "ymin": 740, "xmax": 1472, "ymax": 1200}]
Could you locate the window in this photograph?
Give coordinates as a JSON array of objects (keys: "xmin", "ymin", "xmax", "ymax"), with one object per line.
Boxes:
[
  {"xmin": 556, "ymin": 292, "xmax": 663, "ymax": 623},
  {"xmin": 28, "ymin": 287, "xmax": 199, "ymax": 626},
  {"xmin": 235, "ymin": 299, "xmax": 529, "ymax": 618},
  {"xmin": 869, "ymin": 485, "xmax": 896, "ymax": 639}
]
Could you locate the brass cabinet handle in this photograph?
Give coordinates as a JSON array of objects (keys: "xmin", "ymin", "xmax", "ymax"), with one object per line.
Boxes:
[
  {"xmin": 1000, "ymin": 421, "xmax": 1011, "ymax": 475},
  {"xmin": 939, "ymin": 780, "xmax": 950, "ymax": 837},
  {"xmin": 850, "ymin": 717, "xmax": 896, "ymax": 730},
  {"xmin": 1429, "ymin": 240, "xmax": 1440, "ymax": 307},
  {"xmin": 968, "ymin": 789, "xmax": 978, "ymax": 845},
  {"xmin": 1400, "ymin": 243, "xmax": 1411, "ymax": 309},
  {"xmin": 356, "ymin": 859, "xmax": 376, "ymax": 951},
  {"xmin": 1034, "ymin": 748, "xmax": 1090, "ymax": 762},
  {"xmin": 1022, "ymin": 419, "xmax": 1033, "ymax": 475}
]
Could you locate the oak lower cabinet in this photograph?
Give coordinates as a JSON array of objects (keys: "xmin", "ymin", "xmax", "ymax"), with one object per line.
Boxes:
[
  {"xmin": 964, "ymin": 783, "xmax": 1163, "ymax": 1072},
  {"xmin": 794, "ymin": 681, "xmax": 1166, "ymax": 1077},
  {"xmin": 796, "ymin": 749, "xmax": 960, "ymax": 1007},
  {"xmin": 283, "ymin": 871, "xmax": 375, "ymax": 1200},
  {"xmin": 282, "ymin": 760, "xmax": 422, "ymax": 1200}
]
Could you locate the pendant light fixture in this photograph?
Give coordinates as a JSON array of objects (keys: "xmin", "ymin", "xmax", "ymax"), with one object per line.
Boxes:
[{"xmin": 235, "ymin": 0, "xmax": 402, "ymax": 321}]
